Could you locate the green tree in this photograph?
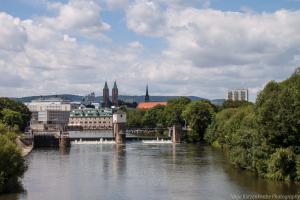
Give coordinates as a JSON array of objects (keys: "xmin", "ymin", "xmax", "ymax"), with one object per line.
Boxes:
[
  {"xmin": 222, "ymin": 100, "xmax": 253, "ymax": 109},
  {"xmin": 0, "ymin": 123, "xmax": 27, "ymax": 193},
  {"xmin": 142, "ymin": 105, "xmax": 166, "ymax": 128},
  {"xmin": 127, "ymin": 109, "xmax": 145, "ymax": 128},
  {"xmin": 182, "ymin": 101, "xmax": 214, "ymax": 141},
  {"xmin": 266, "ymin": 148, "xmax": 297, "ymax": 181},
  {"xmin": 255, "ymin": 74, "xmax": 300, "ymax": 148},
  {"xmin": 205, "ymin": 108, "xmax": 238, "ymax": 145},
  {"xmin": 205, "ymin": 69, "xmax": 300, "ymax": 181},
  {"xmin": 1, "ymin": 109, "xmax": 23, "ymax": 130},
  {"xmin": 164, "ymin": 97, "xmax": 191, "ymax": 127},
  {"xmin": 0, "ymin": 98, "xmax": 31, "ymax": 131}
]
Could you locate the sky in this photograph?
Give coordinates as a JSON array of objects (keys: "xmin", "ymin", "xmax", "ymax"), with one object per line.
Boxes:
[{"xmin": 0, "ymin": 0, "xmax": 300, "ymax": 101}]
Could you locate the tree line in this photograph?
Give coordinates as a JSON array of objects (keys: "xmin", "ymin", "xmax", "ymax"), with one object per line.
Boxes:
[
  {"xmin": 205, "ymin": 71, "xmax": 300, "ymax": 181},
  {"xmin": 125, "ymin": 97, "xmax": 218, "ymax": 142},
  {"xmin": 126, "ymin": 68, "xmax": 300, "ymax": 181},
  {"xmin": 0, "ymin": 98, "xmax": 31, "ymax": 193}
]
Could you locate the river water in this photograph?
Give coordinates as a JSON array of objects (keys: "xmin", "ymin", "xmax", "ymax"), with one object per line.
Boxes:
[{"xmin": 1, "ymin": 143, "xmax": 299, "ymax": 200}]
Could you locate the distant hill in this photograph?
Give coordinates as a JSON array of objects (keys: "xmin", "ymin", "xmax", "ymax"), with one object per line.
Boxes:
[
  {"xmin": 210, "ymin": 99, "xmax": 225, "ymax": 106},
  {"xmin": 11, "ymin": 94, "xmax": 83, "ymax": 103},
  {"xmin": 12, "ymin": 94, "xmax": 224, "ymax": 105}
]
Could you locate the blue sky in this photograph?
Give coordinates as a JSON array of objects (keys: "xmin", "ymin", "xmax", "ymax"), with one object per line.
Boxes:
[
  {"xmin": 2, "ymin": 0, "xmax": 300, "ymax": 19},
  {"xmin": 0, "ymin": 0, "xmax": 299, "ymax": 101}
]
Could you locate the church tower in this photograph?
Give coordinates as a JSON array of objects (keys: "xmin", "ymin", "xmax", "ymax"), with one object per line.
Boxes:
[
  {"xmin": 103, "ymin": 81, "xmax": 110, "ymax": 108},
  {"xmin": 145, "ymin": 84, "xmax": 150, "ymax": 102},
  {"xmin": 112, "ymin": 81, "xmax": 118, "ymax": 106}
]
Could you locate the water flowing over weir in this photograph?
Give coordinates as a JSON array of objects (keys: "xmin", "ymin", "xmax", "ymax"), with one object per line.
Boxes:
[
  {"xmin": 71, "ymin": 138, "xmax": 173, "ymax": 145},
  {"xmin": 68, "ymin": 130, "xmax": 172, "ymax": 144}
]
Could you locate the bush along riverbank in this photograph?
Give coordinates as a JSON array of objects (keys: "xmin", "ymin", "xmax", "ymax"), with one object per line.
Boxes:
[
  {"xmin": 205, "ymin": 70, "xmax": 300, "ymax": 182},
  {"xmin": 0, "ymin": 98, "xmax": 31, "ymax": 193}
]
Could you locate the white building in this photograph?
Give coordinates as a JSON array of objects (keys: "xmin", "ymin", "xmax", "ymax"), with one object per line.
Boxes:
[
  {"xmin": 68, "ymin": 108, "xmax": 113, "ymax": 130},
  {"xmin": 226, "ymin": 89, "xmax": 249, "ymax": 101},
  {"xmin": 26, "ymin": 98, "xmax": 73, "ymax": 131}
]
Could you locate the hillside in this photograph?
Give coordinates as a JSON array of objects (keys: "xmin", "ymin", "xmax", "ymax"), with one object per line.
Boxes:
[{"xmin": 11, "ymin": 94, "xmax": 224, "ymax": 104}]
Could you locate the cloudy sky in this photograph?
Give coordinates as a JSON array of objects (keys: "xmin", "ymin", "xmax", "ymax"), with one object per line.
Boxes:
[{"xmin": 0, "ymin": 0, "xmax": 300, "ymax": 100}]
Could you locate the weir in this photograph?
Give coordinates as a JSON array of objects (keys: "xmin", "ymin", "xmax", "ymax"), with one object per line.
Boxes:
[{"xmin": 32, "ymin": 111, "xmax": 183, "ymax": 148}]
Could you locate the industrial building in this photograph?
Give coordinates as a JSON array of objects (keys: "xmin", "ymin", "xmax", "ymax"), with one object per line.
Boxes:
[{"xmin": 26, "ymin": 97, "xmax": 74, "ymax": 131}]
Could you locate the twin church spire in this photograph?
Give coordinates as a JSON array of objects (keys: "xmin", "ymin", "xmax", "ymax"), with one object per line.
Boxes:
[
  {"xmin": 102, "ymin": 81, "xmax": 118, "ymax": 108},
  {"xmin": 102, "ymin": 81, "xmax": 150, "ymax": 107}
]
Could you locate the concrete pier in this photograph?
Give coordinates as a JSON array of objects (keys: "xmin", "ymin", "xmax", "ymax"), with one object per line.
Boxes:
[
  {"xmin": 113, "ymin": 111, "xmax": 127, "ymax": 144},
  {"xmin": 59, "ymin": 135, "xmax": 71, "ymax": 148},
  {"xmin": 172, "ymin": 125, "xmax": 182, "ymax": 143}
]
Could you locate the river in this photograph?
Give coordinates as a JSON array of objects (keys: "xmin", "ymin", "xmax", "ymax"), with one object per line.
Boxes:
[{"xmin": 0, "ymin": 143, "xmax": 299, "ymax": 200}]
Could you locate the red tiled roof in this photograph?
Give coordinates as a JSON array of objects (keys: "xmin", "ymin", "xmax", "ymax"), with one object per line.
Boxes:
[{"xmin": 137, "ymin": 102, "xmax": 167, "ymax": 109}]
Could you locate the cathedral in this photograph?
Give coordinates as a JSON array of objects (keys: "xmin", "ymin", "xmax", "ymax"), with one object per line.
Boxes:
[{"xmin": 102, "ymin": 81, "xmax": 118, "ymax": 108}]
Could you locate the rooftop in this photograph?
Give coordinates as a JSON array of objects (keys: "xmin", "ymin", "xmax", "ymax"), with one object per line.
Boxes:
[
  {"xmin": 70, "ymin": 108, "xmax": 113, "ymax": 117},
  {"xmin": 137, "ymin": 102, "xmax": 167, "ymax": 109}
]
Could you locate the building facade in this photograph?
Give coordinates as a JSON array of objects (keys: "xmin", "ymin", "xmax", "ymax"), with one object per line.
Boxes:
[
  {"xmin": 68, "ymin": 108, "xmax": 113, "ymax": 130},
  {"xmin": 112, "ymin": 81, "xmax": 118, "ymax": 106},
  {"xmin": 26, "ymin": 98, "xmax": 72, "ymax": 131},
  {"xmin": 102, "ymin": 81, "xmax": 110, "ymax": 108},
  {"xmin": 226, "ymin": 89, "xmax": 249, "ymax": 101}
]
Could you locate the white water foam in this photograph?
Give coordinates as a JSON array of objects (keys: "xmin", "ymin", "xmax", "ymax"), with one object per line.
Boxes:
[
  {"xmin": 72, "ymin": 138, "xmax": 115, "ymax": 144},
  {"xmin": 142, "ymin": 138, "xmax": 172, "ymax": 144}
]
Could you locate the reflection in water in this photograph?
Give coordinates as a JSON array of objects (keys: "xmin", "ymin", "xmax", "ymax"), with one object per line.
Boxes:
[
  {"xmin": 111, "ymin": 144, "xmax": 127, "ymax": 180},
  {"xmin": 0, "ymin": 144, "xmax": 299, "ymax": 200},
  {"xmin": 219, "ymin": 153, "xmax": 300, "ymax": 195}
]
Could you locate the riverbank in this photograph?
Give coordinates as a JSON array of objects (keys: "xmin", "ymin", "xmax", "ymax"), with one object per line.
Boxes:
[{"xmin": 16, "ymin": 137, "xmax": 33, "ymax": 157}]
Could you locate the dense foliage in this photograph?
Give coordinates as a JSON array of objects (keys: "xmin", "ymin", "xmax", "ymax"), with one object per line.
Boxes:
[
  {"xmin": 0, "ymin": 98, "xmax": 31, "ymax": 131},
  {"xmin": 126, "ymin": 97, "xmax": 191, "ymax": 129},
  {"xmin": 182, "ymin": 101, "xmax": 214, "ymax": 142},
  {"xmin": 126, "ymin": 97, "xmax": 215, "ymax": 142},
  {"xmin": 164, "ymin": 97, "xmax": 191, "ymax": 127},
  {"xmin": 222, "ymin": 99, "xmax": 253, "ymax": 109},
  {"xmin": 205, "ymin": 73, "xmax": 300, "ymax": 181},
  {"xmin": 0, "ymin": 123, "xmax": 27, "ymax": 193},
  {"xmin": 0, "ymin": 98, "xmax": 30, "ymax": 193}
]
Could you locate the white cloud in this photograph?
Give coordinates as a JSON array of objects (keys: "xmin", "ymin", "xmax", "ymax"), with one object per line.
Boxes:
[
  {"xmin": 0, "ymin": 9, "xmax": 146, "ymax": 97},
  {"xmin": 44, "ymin": 0, "xmax": 110, "ymax": 40},
  {"xmin": 159, "ymin": 0, "xmax": 210, "ymax": 8},
  {"xmin": 125, "ymin": 6, "xmax": 300, "ymax": 99},
  {"xmin": 126, "ymin": 0, "xmax": 165, "ymax": 36},
  {"xmin": 0, "ymin": 13, "xmax": 27, "ymax": 51},
  {"xmin": 106, "ymin": 0, "xmax": 130, "ymax": 9},
  {"xmin": 128, "ymin": 41, "xmax": 143, "ymax": 49},
  {"xmin": 164, "ymin": 9, "xmax": 300, "ymax": 67},
  {"xmin": 63, "ymin": 34, "xmax": 77, "ymax": 43},
  {"xmin": 0, "ymin": 0, "xmax": 300, "ymax": 101}
]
